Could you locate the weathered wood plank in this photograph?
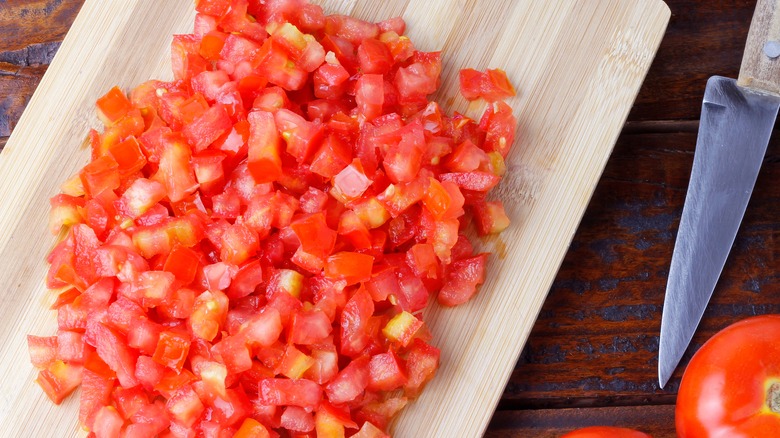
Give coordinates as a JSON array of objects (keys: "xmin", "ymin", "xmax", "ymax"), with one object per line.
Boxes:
[
  {"xmin": 630, "ymin": 0, "xmax": 754, "ymax": 121},
  {"xmin": 485, "ymin": 405, "xmax": 676, "ymax": 437},
  {"xmin": 0, "ymin": 62, "xmax": 48, "ymax": 137},
  {"xmin": 505, "ymin": 131, "xmax": 780, "ymax": 407},
  {"xmin": 0, "ymin": 0, "xmax": 83, "ymax": 52}
]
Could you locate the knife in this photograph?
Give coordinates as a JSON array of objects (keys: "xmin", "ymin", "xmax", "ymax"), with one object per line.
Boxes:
[{"xmin": 658, "ymin": 0, "xmax": 780, "ymax": 389}]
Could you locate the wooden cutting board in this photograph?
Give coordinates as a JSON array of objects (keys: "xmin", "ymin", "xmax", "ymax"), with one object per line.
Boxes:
[{"xmin": 0, "ymin": 0, "xmax": 670, "ymax": 436}]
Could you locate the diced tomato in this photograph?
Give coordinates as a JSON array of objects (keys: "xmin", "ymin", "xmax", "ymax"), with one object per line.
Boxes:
[
  {"xmin": 254, "ymin": 39, "xmax": 308, "ymax": 90},
  {"xmin": 315, "ymin": 401, "xmax": 357, "ymax": 436},
  {"xmin": 183, "ymin": 103, "xmax": 233, "ymax": 152},
  {"xmin": 80, "ymin": 155, "xmax": 120, "ymax": 197},
  {"xmin": 368, "ymin": 350, "xmax": 407, "ymax": 392},
  {"xmin": 438, "ymin": 253, "xmax": 488, "ymax": 306},
  {"xmin": 192, "ymin": 150, "xmax": 227, "ymax": 194},
  {"xmin": 353, "ymin": 420, "xmax": 391, "ymax": 438},
  {"xmin": 79, "ymin": 368, "xmax": 115, "ymax": 429},
  {"xmin": 479, "ymin": 100, "xmax": 516, "ymax": 158},
  {"xmin": 127, "ymin": 270, "xmax": 175, "ymax": 308},
  {"xmin": 32, "ymin": 3, "xmax": 517, "ymax": 434},
  {"xmin": 274, "ymin": 108, "xmax": 324, "ymax": 163},
  {"xmin": 220, "ymin": 222, "xmax": 259, "ymax": 265},
  {"xmin": 259, "ymin": 378, "xmax": 323, "ymax": 411},
  {"xmin": 234, "ymin": 417, "xmax": 272, "ymax": 438},
  {"xmin": 172, "ymin": 34, "xmax": 208, "ymax": 81},
  {"xmin": 428, "ymin": 218, "xmax": 459, "ymax": 264},
  {"xmin": 199, "ymin": 30, "xmax": 228, "ymax": 62},
  {"xmin": 247, "ymin": 110, "xmax": 283, "ymax": 183},
  {"xmin": 28, "ymin": 335, "xmax": 58, "ymax": 369},
  {"xmin": 166, "ymin": 384, "xmax": 205, "ymax": 428},
  {"xmin": 189, "ymin": 290, "xmax": 229, "ymax": 341},
  {"xmin": 379, "ymin": 31, "xmax": 414, "ymax": 63},
  {"xmin": 382, "ymin": 311, "xmax": 423, "ymax": 347},
  {"xmin": 108, "ymin": 136, "xmax": 147, "ymax": 177},
  {"xmin": 356, "ymin": 74, "xmax": 384, "ymax": 123},
  {"xmin": 50, "ymin": 287, "xmax": 81, "ymax": 310},
  {"xmin": 92, "ymin": 406, "xmax": 124, "ymax": 438},
  {"xmin": 354, "ymin": 396, "xmax": 407, "ymax": 432},
  {"xmin": 403, "ymin": 339, "xmax": 441, "ymax": 397},
  {"xmin": 290, "ymin": 212, "xmax": 336, "ymax": 260},
  {"xmin": 36, "ymin": 360, "xmax": 83, "ymax": 404},
  {"xmin": 240, "ymin": 308, "xmax": 283, "ymax": 347},
  {"xmin": 324, "ymin": 355, "xmax": 370, "ymax": 404},
  {"xmin": 278, "ymin": 344, "xmax": 316, "ymax": 379},
  {"xmin": 395, "ymin": 54, "xmax": 441, "ymax": 105},
  {"xmin": 127, "ymin": 319, "xmax": 162, "ymax": 356},
  {"xmin": 382, "ymin": 121, "xmax": 425, "ymax": 183},
  {"xmin": 280, "ymin": 405, "xmax": 315, "ymax": 432},
  {"xmin": 310, "ymin": 133, "xmax": 351, "ymax": 178},
  {"xmin": 304, "ymin": 344, "xmax": 339, "ymax": 385},
  {"xmin": 406, "ymin": 243, "xmax": 439, "ymax": 279},
  {"xmin": 439, "ymin": 171, "xmax": 501, "ymax": 192},
  {"xmin": 163, "ymin": 245, "xmax": 200, "ymax": 284},
  {"xmin": 152, "ymin": 134, "xmax": 199, "ymax": 202},
  {"xmin": 212, "ymin": 336, "xmax": 252, "ymax": 375},
  {"xmin": 48, "ymin": 193, "xmax": 85, "ymax": 235},
  {"xmin": 324, "ymin": 15, "xmax": 379, "ymax": 45},
  {"xmin": 267, "ymin": 268, "xmax": 305, "ymax": 299},
  {"xmin": 135, "ymin": 355, "xmax": 165, "ymax": 390},
  {"xmin": 57, "ymin": 330, "xmax": 86, "ymax": 363},
  {"xmin": 313, "ymin": 55, "xmax": 350, "ymax": 99},
  {"xmin": 358, "ymin": 38, "xmax": 393, "ymax": 75},
  {"xmin": 113, "ymin": 385, "xmax": 150, "ymax": 418},
  {"xmin": 459, "ymin": 68, "xmax": 516, "ymax": 102},
  {"xmin": 152, "ymin": 330, "xmax": 191, "ymax": 373},
  {"xmin": 87, "ymin": 322, "xmax": 138, "ymax": 388},
  {"xmin": 289, "ymin": 310, "xmax": 332, "ymax": 345},
  {"xmin": 340, "ymin": 287, "xmax": 375, "ymax": 357},
  {"xmin": 227, "ymin": 259, "xmax": 264, "ymax": 299},
  {"xmin": 325, "ymin": 252, "xmax": 374, "ymax": 285},
  {"xmin": 97, "ymin": 86, "xmax": 133, "ymax": 126},
  {"xmin": 473, "ymin": 200, "xmax": 511, "ymax": 235}
]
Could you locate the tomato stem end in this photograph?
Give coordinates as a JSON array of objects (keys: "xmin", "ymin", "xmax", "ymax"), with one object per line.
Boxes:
[{"xmin": 768, "ymin": 382, "xmax": 780, "ymax": 413}]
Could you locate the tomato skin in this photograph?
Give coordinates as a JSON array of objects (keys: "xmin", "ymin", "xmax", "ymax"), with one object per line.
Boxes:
[
  {"xmin": 79, "ymin": 368, "xmax": 116, "ymax": 429},
  {"xmin": 676, "ymin": 315, "xmax": 780, "ymax": 437},
  {"xmin": 28, "ymin": 335, "xmax": 58, "ymax": 369},
  {"xmin": 325, "ymin": 252, "xmax": 374, "ymax": 285},
  {"xmin": 340, "ymin": 287, "xmax": 375, "ymax": 358},
  {"xmin": 259, "ymin": 378, "xmax": 323, "ymax": 411},
  {"xmin": 92, "ymin": 406, "xmax": 124, "ymax": 438},
  {"xmin": 561, "ymin": 427, "xmax": 652, "ymax": 438},
  {"xmin": 438, "ymin": 253, "xmax": 488, "ymax": 306},
  {"xmin": 247, "ymin": 110, "xmax": 283, "ymax": 183},
  {"xmin": 459, "ymin": 68, "xmax": 516, "ymax": 102},
  {"xmin": 36, "ymin": 360, "xmax": 84, "ymax": 404}
]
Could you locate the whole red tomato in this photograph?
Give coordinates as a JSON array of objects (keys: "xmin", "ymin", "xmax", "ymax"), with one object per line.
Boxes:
[
  {"xmin": 561, "ymin": 426, "xmax": 652, "ymax": 437},
  {"xmin": 676, "ymin": 315, "xmax": 780, "ymax": 437}
]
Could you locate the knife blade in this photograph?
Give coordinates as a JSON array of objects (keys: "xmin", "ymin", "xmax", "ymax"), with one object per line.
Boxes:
[{"xmin": 658, "ymin": 0, "xmax": 780, "ymax": 389}]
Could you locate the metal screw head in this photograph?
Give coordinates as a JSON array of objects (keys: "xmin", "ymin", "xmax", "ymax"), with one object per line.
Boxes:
[{"xmin": 764, "ymin": 41, "xmax": 780, "ymax": 59}]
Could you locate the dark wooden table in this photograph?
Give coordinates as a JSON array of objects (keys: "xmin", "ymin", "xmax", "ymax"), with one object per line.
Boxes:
[{"xmin": 0, "ymin": 1, "xmax": 769, "ymax": 437}]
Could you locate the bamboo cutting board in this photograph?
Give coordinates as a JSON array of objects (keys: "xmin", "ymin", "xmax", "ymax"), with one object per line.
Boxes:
[{"xmin": 0, "ymin": 1, "xmax": 670, "ymax": 436}]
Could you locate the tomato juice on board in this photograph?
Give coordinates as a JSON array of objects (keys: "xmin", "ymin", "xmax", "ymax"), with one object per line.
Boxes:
[{"xmin": 29, "ymin": 0, "xmax": 517, "ymax": 435}]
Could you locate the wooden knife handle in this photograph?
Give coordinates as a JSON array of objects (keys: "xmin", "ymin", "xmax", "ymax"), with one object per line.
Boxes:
[{"xmin": 738, "ymin": 0, "xmax": 780, "ymax": 95}]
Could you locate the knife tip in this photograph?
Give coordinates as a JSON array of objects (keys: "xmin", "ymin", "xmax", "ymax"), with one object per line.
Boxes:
[
  {"xmin": 658, "ymin": 373, "xmax": 668, "ymax": 390},
  {"xmin": 658, "ymin": 355, "xmax": 674, "ymax": 390}
]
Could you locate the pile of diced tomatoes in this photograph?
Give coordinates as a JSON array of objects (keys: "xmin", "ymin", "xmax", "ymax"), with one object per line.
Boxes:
[{"xmin": 27, "ymin": 0, "xmax": 516, "ymax": 436}]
